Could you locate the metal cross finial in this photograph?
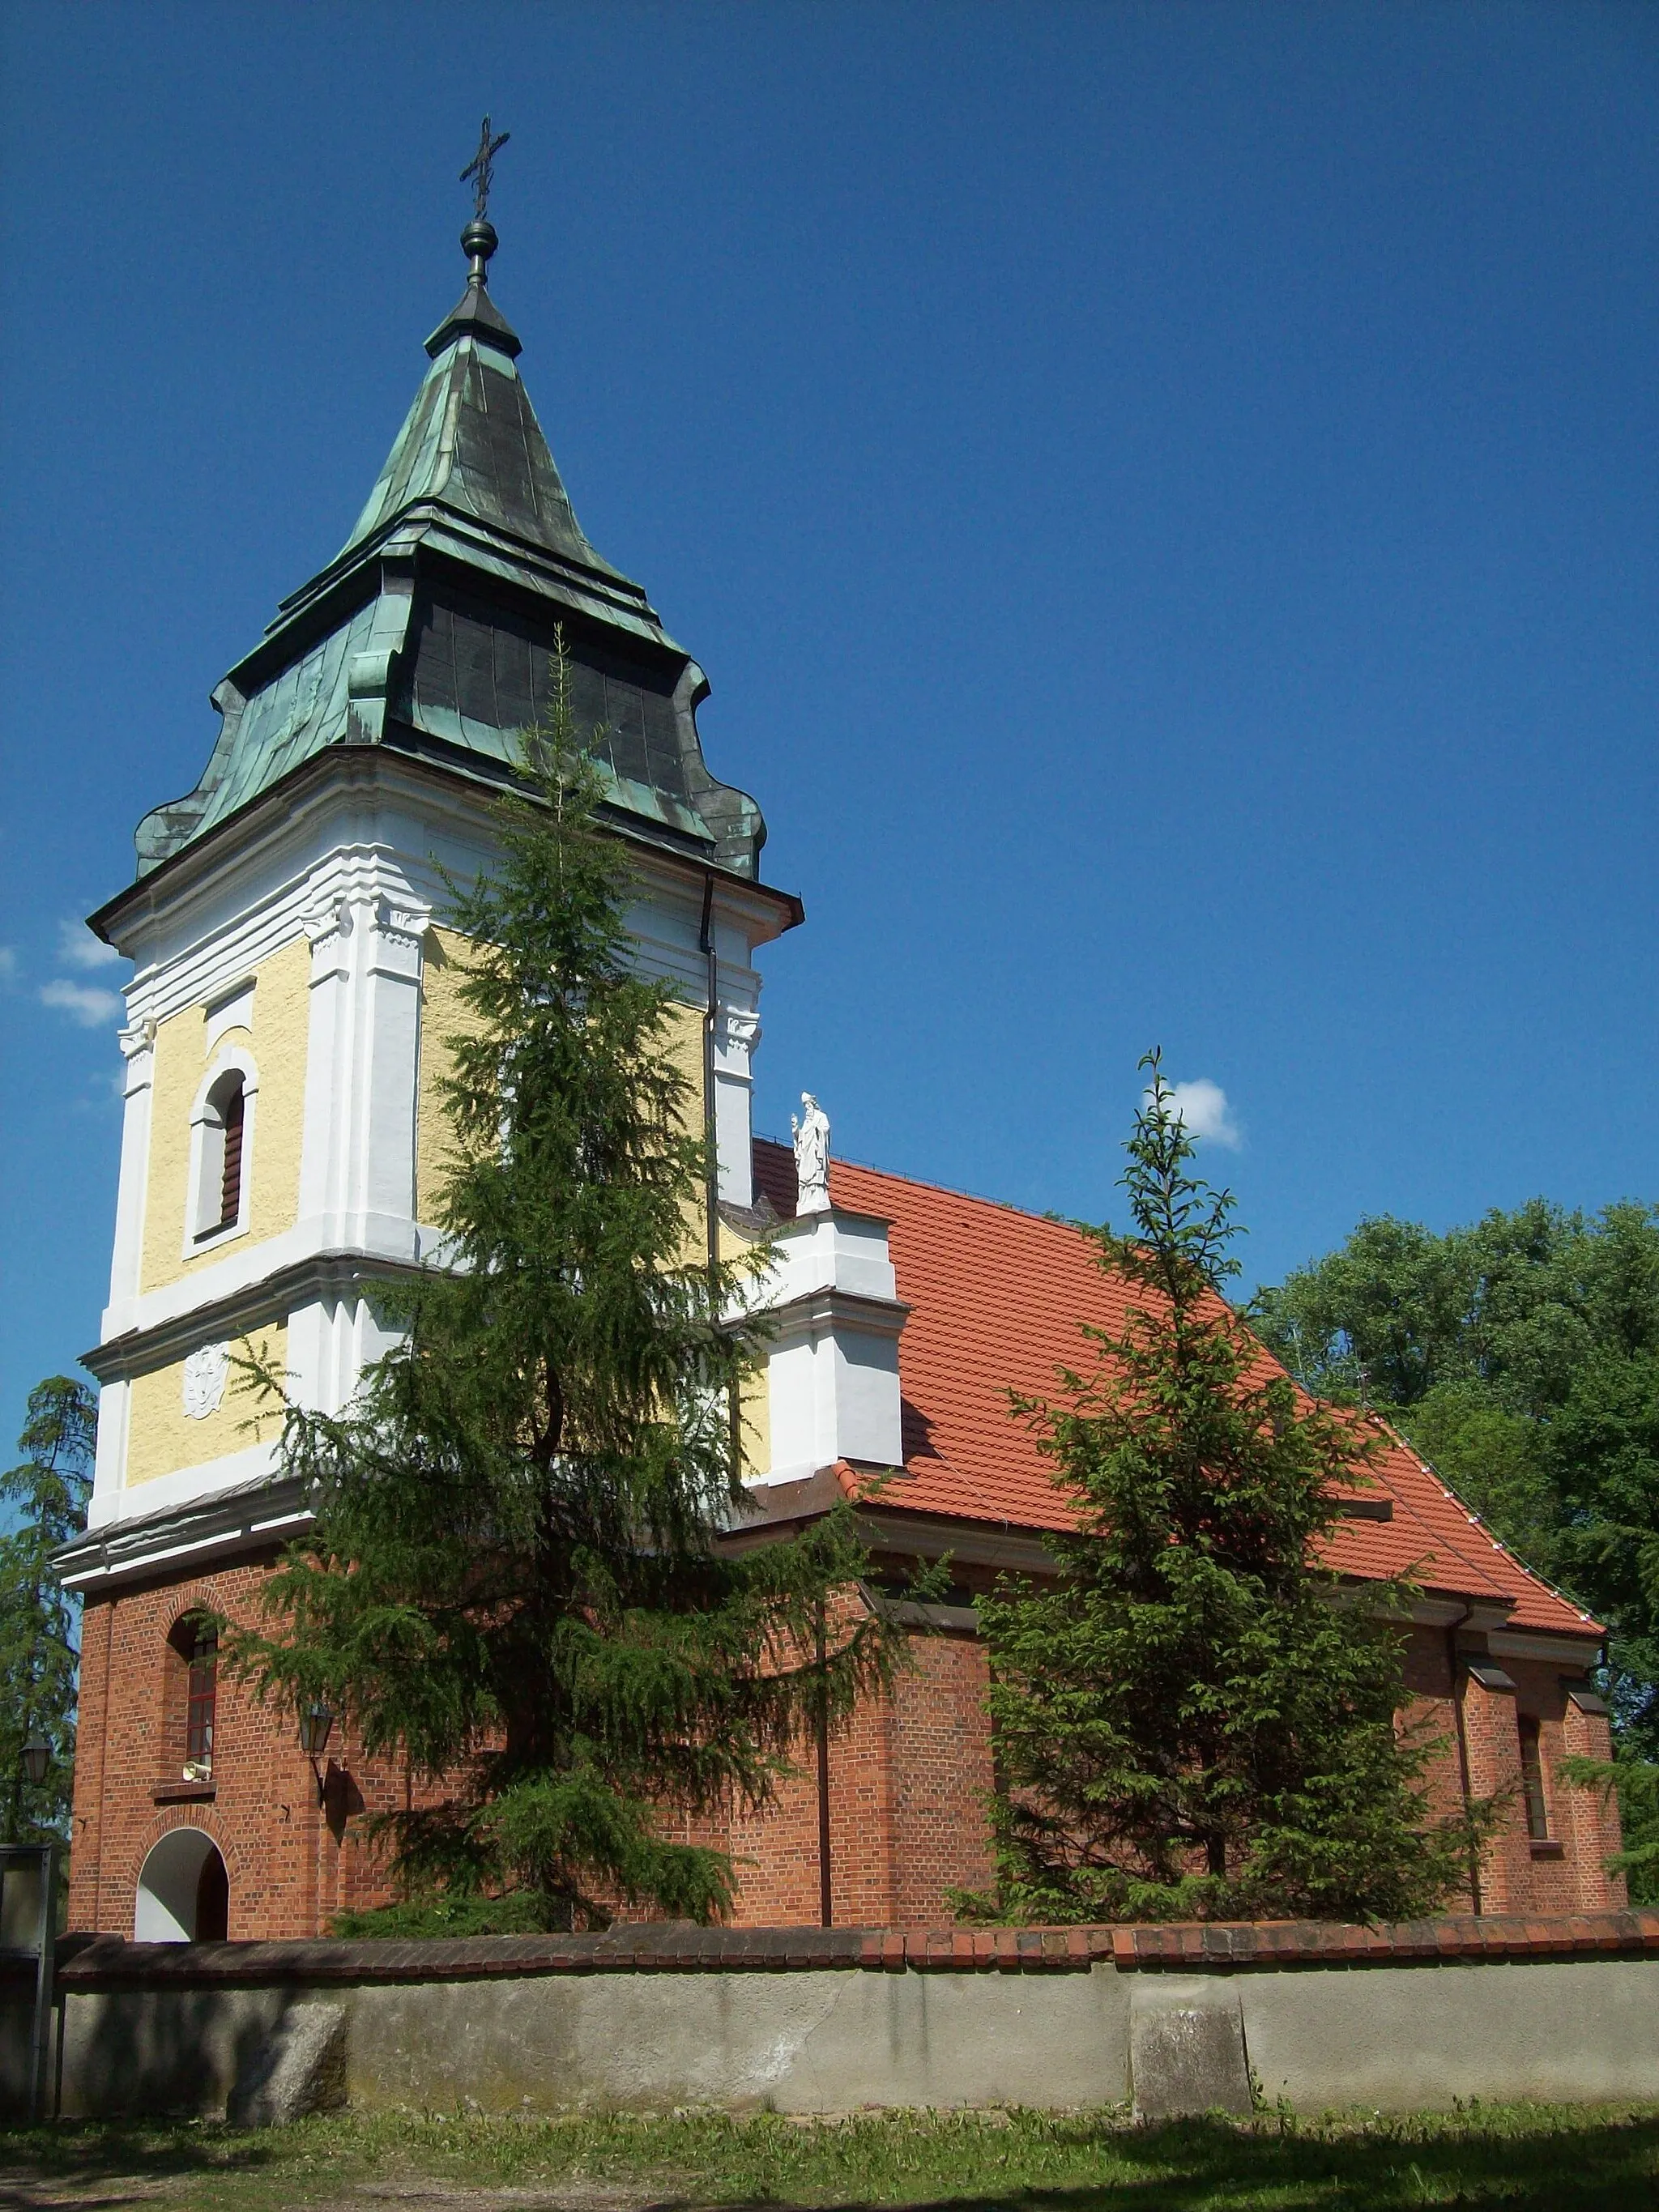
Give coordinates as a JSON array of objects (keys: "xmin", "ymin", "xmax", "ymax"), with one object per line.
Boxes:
[{"xmin": 461, "ymin": 116, "xmax": 510, "ymax": 220}]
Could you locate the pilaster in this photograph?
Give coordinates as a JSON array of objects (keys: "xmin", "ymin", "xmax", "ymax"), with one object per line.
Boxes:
[
  {"xmin": 1561, "ymin": 1684, "xmax": 1627, "ymax": 1910},
  {"xmin": 714, "ymin": 1001, "xmax": 759, "ymax": 1208},
  {"xmin": 1459, "ymin": 1661, "xmax": 1526, "ymax": 1912},
  {"xmin": 109, "ymin": 1019, "xmax": 158, "ymax": 1307},
  {"xmin": 297, "ymin": 874, "xmax": 431, "ymax": 1259}
]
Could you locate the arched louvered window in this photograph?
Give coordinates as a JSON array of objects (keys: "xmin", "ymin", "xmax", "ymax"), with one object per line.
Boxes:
[
  {"xmin": 189, "ymin": 1059, "xmax": 255, "ymax": 1246},
  {"xmin": 215, "ymin": 1077, "xmax": 245, "ymax": 1232}
]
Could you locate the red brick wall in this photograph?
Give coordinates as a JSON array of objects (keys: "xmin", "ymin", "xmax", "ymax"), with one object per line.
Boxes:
[
  {"xmin": 1457, "ymin": 1653, "xmax": 1625, "ymax": 1915},
  {"xmin": 1392, "ymin": 1629, "xmax": 1623, "ymax": 1915},
  {"xmin": 721, "ymin": 1627, "xmax": 996, "ymax": 1929},
  {"xmin": 888, "ymin": 1633, "xmax": 996, "ymax": 1922},
  {"xmin": 69, "ymin": 1560, "xmax": 1623, "ymax": 1936},
  {"xmin": 69, "ymin": 1562, "xmax": 403, "ymax": 1941}
]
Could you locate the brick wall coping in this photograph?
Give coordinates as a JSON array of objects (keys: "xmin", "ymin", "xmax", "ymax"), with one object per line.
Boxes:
[{"xmin": 41, "ymin": 1910, "xmax": 1659, "ymax": 1989}]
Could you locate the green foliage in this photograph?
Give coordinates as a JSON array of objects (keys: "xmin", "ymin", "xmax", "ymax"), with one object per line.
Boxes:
[
  {"xmin": 1255, "ymin": 1196, "xmax": 1659, "ymax": 1898},
  {"xmin": 966, "ymin": 1056, "xmax": 1478, "ymax": 1924},
  {"xmin": 228, "ymin": 646, "xmax": 893, "ymax": 1929},
  {"xmin": 0, "ymin": 1376, "xmax": 95, "ymax": 1843}
]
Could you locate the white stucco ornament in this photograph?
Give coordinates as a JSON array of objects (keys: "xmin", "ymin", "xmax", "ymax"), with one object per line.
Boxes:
[
  {"xmin": 791, "ymin": 1091, "xmax": 831, "ymax": 1215},
  {"xmin": 181, "ymin": 1341, "xmax": 231, "ymax": 1421}
]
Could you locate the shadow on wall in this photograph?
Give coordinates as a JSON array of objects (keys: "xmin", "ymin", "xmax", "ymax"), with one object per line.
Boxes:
[{"xmin": 55, "ymin": 1983, "xmax": 342, "ymax": 2122}]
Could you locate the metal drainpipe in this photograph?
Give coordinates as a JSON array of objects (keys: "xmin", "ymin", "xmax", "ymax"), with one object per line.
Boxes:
[
  {"xmin": 816, "ymin": 1601, "xmax": 834, "ymax": 1927},
  {"xmin": 698, "ymin": 872, "xmax": 745, "ymax": 1485},
  {"xmin": 1445, "ymin": 1605, "xmax": 1482, "ymax": 1916},
  {"xmin": 697, "ymin": 873, "xmax": 720, "ymax": 1284}
]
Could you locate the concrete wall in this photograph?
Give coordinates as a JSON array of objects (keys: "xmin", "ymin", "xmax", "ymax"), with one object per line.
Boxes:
[
  {"xmin": 1240, "ymin": 1959, "xmax": 1659, "ymax": 2111},
  {"xmin": 15, "ymin": 1917, "xmax": 1659, "ymax": 2124}
]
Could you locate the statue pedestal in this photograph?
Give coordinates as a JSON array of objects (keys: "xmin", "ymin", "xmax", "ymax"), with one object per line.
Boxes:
[{"xmin": 757, "ymin": 1208, "xmax": 910, "ymax": 1481}]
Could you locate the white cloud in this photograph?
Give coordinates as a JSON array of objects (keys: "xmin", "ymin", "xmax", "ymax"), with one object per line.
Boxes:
[
  {"xmin": 41, "ymin": 978, "xmax": 122, "ymax": 1029},
  {"xmin": 56, "ymin": 919, "xmax": 122, "ymax": 970},
  {"xmin": 1149, "ymin": 1076, "xmax": 1242, "ymax": 1150},
  {"xmin": 0, "ymin": 946, "xmax": 16, "ymax": 984}
]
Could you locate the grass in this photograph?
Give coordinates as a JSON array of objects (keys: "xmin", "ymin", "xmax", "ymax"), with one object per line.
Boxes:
[
  {"xmin": 10, "ymin": 2105, "xmax": 1659, "ymax": 2212},
  {"xmin": 2, "ymin": 2103, "xmax": 1657, "ymax": 2211}
]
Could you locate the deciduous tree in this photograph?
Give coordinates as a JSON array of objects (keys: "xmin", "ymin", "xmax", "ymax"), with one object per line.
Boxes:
[{"xmin": 1256, "ymin": 1198, "xmax": 1659, "ymax": 1895}]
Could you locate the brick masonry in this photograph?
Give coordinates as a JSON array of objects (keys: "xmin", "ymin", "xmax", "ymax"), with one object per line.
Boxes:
[
  {"xmin": 67, "ymin": 1558, "xmax": 407, "ymax": 1941},
  {"xmin": 46, "ymin": 1906, "xmax": 1659, "ymax": 1988},
  {"xmin": 69, "ymin": 1557, "xmax": 1625, "ymax": 1941}
]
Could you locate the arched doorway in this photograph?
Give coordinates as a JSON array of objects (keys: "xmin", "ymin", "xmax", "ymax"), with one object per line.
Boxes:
[{"xmin": 134, "ymin": 1829, "xmax": 229, "ymax": 1942}]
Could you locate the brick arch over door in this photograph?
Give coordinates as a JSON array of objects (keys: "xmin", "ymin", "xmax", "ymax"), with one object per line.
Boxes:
[{"xmin": 129, "ymin": 1810, "xmax": 242, "ymax": 1941}]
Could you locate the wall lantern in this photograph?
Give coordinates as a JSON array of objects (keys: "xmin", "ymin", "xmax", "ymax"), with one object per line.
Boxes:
[
  {"xmin": 19, "ymin": 1734, "xmax": 50, "ymax": 1788},
  {"xmin": 298, "ymin": 1700, "xmax": 335, "ymax": 1802}
]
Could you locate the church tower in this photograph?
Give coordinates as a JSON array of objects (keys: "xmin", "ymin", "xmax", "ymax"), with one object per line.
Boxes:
[{"xmin": 57, "ymin": 198, "xmax": 800, "ymax": 1939}]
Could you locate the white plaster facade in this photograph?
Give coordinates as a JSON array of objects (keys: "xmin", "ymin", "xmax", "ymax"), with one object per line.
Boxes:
[
  {"xmin": 86, "ymin": 750, "xmax": 788, "ymax": 1541},
  {"xmin": 757, "ymin": 1208, "xmax": 910, "ymax": 1481}
]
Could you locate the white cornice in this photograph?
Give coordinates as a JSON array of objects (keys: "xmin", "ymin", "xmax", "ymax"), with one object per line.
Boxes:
[
  {"xmin": 94, "ymin": 1219, "xmax": 429, "ymax": 1359},
  {"xmin": 109, "ymin": 825, "xmax": 769, "ymax": 1044},
  {"xmin": 96, "ymin": 750, "xmax": 800, "ymax": 965}
]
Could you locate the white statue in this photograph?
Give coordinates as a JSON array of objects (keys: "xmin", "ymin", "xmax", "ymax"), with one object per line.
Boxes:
[{"xmin": 791, "ymin": 1091, "xmax": 831, "ymax": 1214}]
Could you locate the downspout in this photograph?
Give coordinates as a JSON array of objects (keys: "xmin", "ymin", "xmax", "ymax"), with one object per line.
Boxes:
[
  {"xmin": 697, "ymin": 874, "xmax": 720, "ymax": 1285},
  {"xmin": 699, "ymin": 875, "xmax": 744, "ymax": 1481},
  {"xmin": 1445, "ymin": 1605, "xmax": 1482, "ymax": 1916},
  {"xmin": 816, "ymin": 1600, "xmax": 834, "ymax": 1927}
]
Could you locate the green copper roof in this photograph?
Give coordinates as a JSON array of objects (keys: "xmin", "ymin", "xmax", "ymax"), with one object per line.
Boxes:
[
  {"xmin": 338, "ymin": 282, "xmax": 617, "ymax": 579},
  {"xmin": 134, "ymin": 230, "xmax": 766, "ymax": 880}
]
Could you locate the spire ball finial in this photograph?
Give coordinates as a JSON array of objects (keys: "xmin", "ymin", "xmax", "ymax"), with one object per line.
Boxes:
[{"xmin": 461, "ymin": 215, "xmax": 498, "ymax": 286}]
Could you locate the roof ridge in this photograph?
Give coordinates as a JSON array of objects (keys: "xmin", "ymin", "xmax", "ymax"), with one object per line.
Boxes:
[
  {"xmin": 757, "ymin": 1132, "xmax": 1093, "ymax": 1237},
  {"xmin": 1381, "ymin": 1424, "xmax": 1601, "ymax": 1629}
]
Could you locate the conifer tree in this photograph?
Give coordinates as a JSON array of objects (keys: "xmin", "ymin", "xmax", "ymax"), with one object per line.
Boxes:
[
  {"xmin": 1, "ymin": 1377, "xmax": 94, "ymax": 1843},
  {"xmin": 231, "ymin": 653, "xmax": 891, "ymax": 1932},
  {"xmin": 968, "ymin": 1056, "xmax": 1482, "ymax": 1924}
]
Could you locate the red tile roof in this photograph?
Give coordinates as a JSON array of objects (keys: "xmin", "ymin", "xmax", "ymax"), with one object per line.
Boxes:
[{"xmin": 752, "ymin": 1140, "xmax": 1599, "ymax": 1641}]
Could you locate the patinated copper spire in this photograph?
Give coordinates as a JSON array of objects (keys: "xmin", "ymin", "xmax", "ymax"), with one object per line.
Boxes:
[{"xmin": 129, "ymin": 131, "xmax": 767, "ymax": 890}]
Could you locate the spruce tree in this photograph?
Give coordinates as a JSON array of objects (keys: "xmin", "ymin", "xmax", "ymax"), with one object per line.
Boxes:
[
  {"xmin": 231, "ymin": 652, "xmax": 891, "ymax": 1932},
  {"xmin": 1, "ymin": 1377, "xmax": 94, "ymax": 1843},
  {"xmin": 969, "ymin": 1055, "xmax": 1481, "ymax": 1924}
]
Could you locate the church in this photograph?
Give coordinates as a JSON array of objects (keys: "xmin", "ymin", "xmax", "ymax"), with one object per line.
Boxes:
[{"xmin": 56, "ymin": 188, "xmax": 1623, "ymax": 1942}]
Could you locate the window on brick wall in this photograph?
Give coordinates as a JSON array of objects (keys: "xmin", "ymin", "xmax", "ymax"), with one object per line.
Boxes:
[
  {"xmin": 168, "ymin": 1616, "xmax": 218, "ymax": 1782},
  {"xmin": 1517, "ymin": 1713, "xmax": 1550, "ymax": 1840}
]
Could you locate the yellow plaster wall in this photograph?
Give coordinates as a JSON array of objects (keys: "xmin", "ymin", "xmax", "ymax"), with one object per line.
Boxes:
[
  {"xmin": 415, "ymin": 926, "xmax": 476, "ymax": 1221},
  {"xmin": 717, "ymin": 1204, "xmax": 774, "ymax": 1480},
  {"xmin": 663, "ymin": 995, "xmax": 706, "ymax": 1111},
  {"xmin": 737, "ymin": 1353, "xmax": 771, "ymax": 1480},
  {"xmin": 124, "ymin": 1326, "xmax": 289, "ymax": 1487},
  {"xmin": 415, "ymin": 932, "xmax": 710, "ymax": 1217},
  {"xmin": 139, "ymin": 936, "xmax": 311, "ymax": 1294},
  {"xmin": 411, "ymin": 939, "xmax": 766, "ymax": 1460}
]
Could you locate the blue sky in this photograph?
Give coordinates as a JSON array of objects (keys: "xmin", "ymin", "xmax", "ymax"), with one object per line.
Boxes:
[{"xmin": 2, "ymin": 2, "xmax": 1657, "ymax": 1456}]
